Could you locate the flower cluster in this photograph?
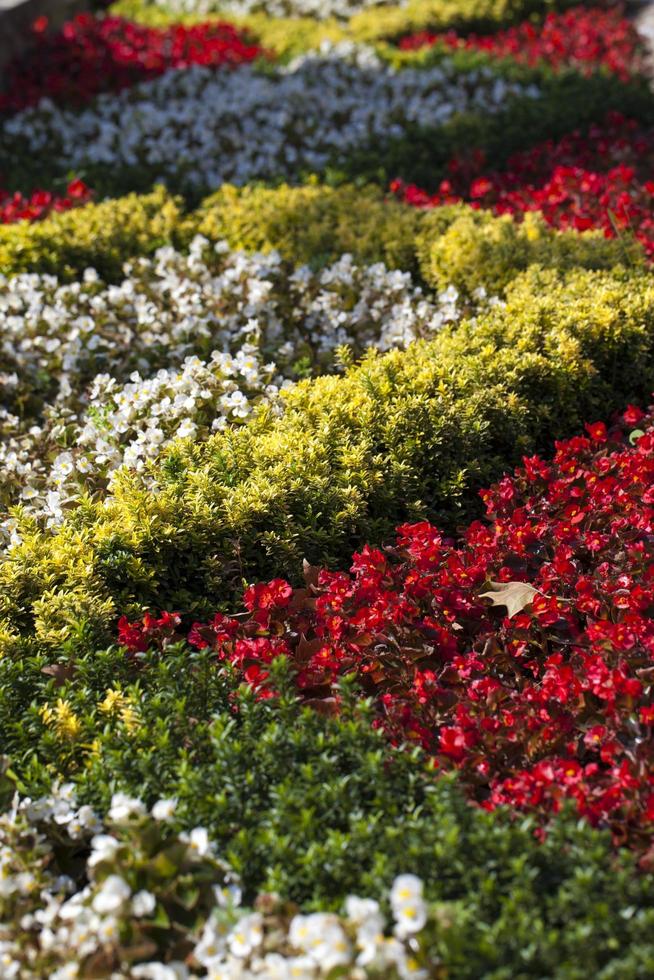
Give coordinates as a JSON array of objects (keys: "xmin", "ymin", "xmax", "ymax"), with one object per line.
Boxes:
[
  {"xmin": 2, "ymin": 43, "xmax": 540, "ymax": 191},
  {"xmin": 0, "ymin": 179, "xmax": 90, "ymax": 224},
  {"xmin": 122, "ymin": 405, "xmax": 654, "ymax": 845},
  {"xmin": 0, "ymin": 237, "xmax": 474, "ymax": 543},
  {"xmin": 399, "ymin": 6, "xmax": 646, "ymax": 80},
  {"xmin": 0, "ymin": 776, "xmax": 439, "ymax": 979},
  {"xmin": 0, "ymin": 780, "xmax": 234, "ymax": 978},
  {"xmin": 0, "ymin": 14, "xmax": 265, "ymax": 115},
  {"xmin": 391, "ymin": 112, "xmax": 654, "ymax": 257},
  {"xmin": 154, "ymin": 0, "xmax": 395, "ymax": 19}
]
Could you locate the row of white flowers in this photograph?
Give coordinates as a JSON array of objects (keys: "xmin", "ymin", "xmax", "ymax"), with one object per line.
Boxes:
[
  {"xmin": 3, "ymin": 44, "xmax": 540, "ymax": 190},
  {"xmin": 0, "ymin": 780, "xmax": 436, "ymax": 979},
  {"xmin": 155, "ymin": 0, "xmax": 399, "ymax": 21},
  {"xmin": 2, "ymin": 237, "xmax": 493, "ymax": 546}
]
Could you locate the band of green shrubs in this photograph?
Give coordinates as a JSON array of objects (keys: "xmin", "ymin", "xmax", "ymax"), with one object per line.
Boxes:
[
  {"xmin": 3, "ymin": 258, "xmax": 654, "ymax": 654},
  {"xmin": 0, "ymin": 178, "xmax": 644, "ymax": 289},
  {"xmin": 5, "ymin": 648, "xmax": 654, "ymax": 978}
]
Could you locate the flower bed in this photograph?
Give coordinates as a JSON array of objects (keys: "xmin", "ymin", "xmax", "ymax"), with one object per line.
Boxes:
[
  {"xmin": 391, "ymin": 112, "xmax": 654, "ymax": 257},
  {"xmin": 1, "ymin": 0, "xmax": 654, "ymax": 974},
  {"xmin": 1, "ymin": 44, "xmax": 539, "ymax": 193},
  {"xmin": 399, "ymin": 5, "xmax": 646, "ymax": 79},
  {"xmin": 123, "ymin": 405, "xmax": 654, "ymax": 846},
  {"xmin": 0, "ymin": 13, "xmax": 265, "ymax": 115}
]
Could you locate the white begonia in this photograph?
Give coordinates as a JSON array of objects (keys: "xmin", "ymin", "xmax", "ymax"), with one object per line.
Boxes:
[
  {"xmin": 132, "ymin": 963, "xmax": 189, "ymax": 980},
  {"xmin": 3, "ymin": 46, "xmax": 539, "ymax": 192},
  {"xmin": 161, "ymin": 0, "xmax": 397, "ymax": 19},
  {"xmin": 390, "ymin": 874, "xmax": 428, "ymax": 938},
  {"xmin": 194, "ymin": 915, "xmax": 230, "ymax": 967},
  {"xmin": 88, "ymin": 833, "xmax": 121, "ymax": 868},
  {"xmin": 182, "ymin": 826, "xmax": 213, "ymax": 858},
  {"xmin": 260, "ymin": 953, "xmax": 318, "ymax": 979},
  {"xmin": 151, "ymin": 798, "xmax": 177, "ymax": 822},
  {"xmin": 0, "ymin": 779, "xmax": 439, "ymax": 978},
  {"xmin": 289, "ymin": 912, "xmax": 352, "ymax": 971},
  {"xmin": 227, "ymin": 911, "xmax": 264, "ymax": 958},
  {"xmin": 132, "ymin": 889, "xmax": 157, "ymax": 917},
  {"xmin": 50, "ymin": 965, "xmax": 79, "ymax": 980},
  {"xmin": 108, "ymin": 792, "xmax": 146, "ymax": 823},
  {"xmin": 91, "ymin": 875, "xmax": 131, "ymax": 914},
  {"xmin": 1, "ymin": 240, "xmax": 487, "ymax": 551}
]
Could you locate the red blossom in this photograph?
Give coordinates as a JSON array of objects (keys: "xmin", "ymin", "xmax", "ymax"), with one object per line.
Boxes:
[
  {"xmin": 0, "ymin": 179, "xmax": 92, "ymax": 224},
  {"xmin": 117, "ymin": 404, "xmax": 654, "ymax": 848},
  {"xmin": 0, "ymin": 13, "xmax": 266, "ymax": 116},
  {"xmin": 391, "ymin": 113, "xmax": 654, "ymax": 261},
  {"xmin": 399, "ymin": 6, "xmax": 646, "ymax": 81}
]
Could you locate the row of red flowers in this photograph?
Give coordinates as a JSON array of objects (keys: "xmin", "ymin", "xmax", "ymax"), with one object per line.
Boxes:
[
  {"xmin": 391, "ymin": 113, "xmax": 654, "ymax": 258},
  {"xmin": 0, "ymin": 179, "xmax": 91, "ymax": 224},
  {"xmin": 0, "ymin": 13, "xmax": 265, "ymax": 115},
  {"xmin": 0, "ymin": 3, "xmax": 644, "ymax": 117},
  {"xmin": 399, "ymin": 5, "xmax": 646, "ymax": 80},
  {"xmin": 119, "ymin": 404, "xmax": 654, "ymax": 852}
]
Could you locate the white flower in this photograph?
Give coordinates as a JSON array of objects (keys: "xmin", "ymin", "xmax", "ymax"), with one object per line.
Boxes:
[
  {"xmin": 344, "ymin": 895, "xmax": 382, "ymax": 926},
  {"xmin": 182, "ymin": 826, "xmax": 212, "ymax": 858},
  {"xmin": 108, "ymin": 792, "xmax": 146, "ymax": 823},
  {"xmin": 50, "ymin": 966, "xmax": 79, "ymax": 980},
  {"xmin": 132, "ymin": 963, "xmax": 189, "ymax": 980},
  {"xmin": 260, "ymin": 953, "xmax": 317, "ymax": 979},
  {"xmin": 132, "ymin": 889, "xmax": 157, "ymax": 917},
  {"xmin": 194, "ymin": 916, "xmax": 230, "ymax": 966},
  {"xmin": 390, "ymin": 875, "xmax": 427, "ymax": 939},
  {"xmin": 88, "ymin": 834, "xmax": 120, "ymax": 868},
  {"xmin": 227, "ymin": 912, "xmax": 264, "ymax": 958},
  {"xmin": 3, "ymin": 51, "xmax": 539, "ymax": 193},
  {"xmin": 151, "ymin": 798, "xmax": 177, "ymax": 822},
  {"xmin": 289, "ymin": 913, "xmax": 351, "ymax": 970},
  {"xmin": 92, "ymin": 875, "xmax": 131, "ymax": 914}
]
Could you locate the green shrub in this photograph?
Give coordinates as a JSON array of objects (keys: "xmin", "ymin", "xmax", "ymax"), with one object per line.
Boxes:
[
  {"xmin": 337, "ymin": 72, "xmax": 654, "ymax": 191},
  {"xmin": 181, "ymin": 180, "xmax": 423, "ymax": 271},
  {"xmin": 4, "ymin": 648, "xmax": 654, "ymax": 976},
  {"xmin": 416, "ymin": 207, "xmax": 644, "ymax": 295},
  {"xmin": 110, "ymin": 0, "xmax": 580, "ymax": 55},
  {"xmin": 2, "ymin": 266, "xmax": 654, "ymax": 655},
  {"xmin": 183, "ymin": 184, "xmax": 644, "ymax": 292},
  {"xmin": 0, "ymin": 186, "xmax": 180, "ymax": 282}
]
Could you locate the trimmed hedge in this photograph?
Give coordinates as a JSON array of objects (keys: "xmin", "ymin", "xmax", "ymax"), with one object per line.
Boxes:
[
  {"xmin": 0, "ymin": 186, "xmax": 180, "ymax": 282},
  {"xmin": 5, "ymin": 648, "xmax": 654, "ymax": 978},
  {"xmin": 0, "ymin": 180, "xmax": 644, "ymax": 289},
  {"xmin": 183, "ymin": 180, "xmax": 423, "ymax": 270},
  {"xmin": 415, "ymin": 206, "xmax": 644, "ymax": 295},
  {"xmin": 2, "ymin": 265, "xmax": 654, "ymax": 655}
]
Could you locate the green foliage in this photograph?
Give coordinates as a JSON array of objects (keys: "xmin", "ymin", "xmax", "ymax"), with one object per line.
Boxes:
[
  {"xmin": 3, "ymin": 266, "xmax": 654, "ymax": 654},
  {"xmin": 110, "ymin": 0, "xmax": 580, "ymax": 56},
  {"xmin": 0, "ymin": 186, "xmax": 180, "ymax": 282},
  {"xmin": 181, "ymin": 180, "xmax": 423, "ymax": 272},
  {"xmin": 4, "ymin": 648, "xmax": 654, "ymax": 976},
  {"xmin": 416, "ymin": 207, "xmax": 644, "ymax": 295},
  {"xmin": 336, "ymin": 72, "xmax": 654, "ymax": 191}
]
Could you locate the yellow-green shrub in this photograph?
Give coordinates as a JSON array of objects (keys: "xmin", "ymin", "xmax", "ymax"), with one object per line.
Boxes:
[
  {"xmin": 416, "ymin": 206, "xmax": 645, "ymax": 295},
  {"xmin": 110, "ymin": 0, "xmax": 574, "ymax": 54},
  {"xmin": 349, "ymin": 0, "xmax": 568, "ymax": 42},
  {"xmin": 182, "ymin": 181, "xmax": 423, "ymax": 271},
  {"xmin": 3, "ymin": 265, "xmax": 654, "ymax": 657},
  {"xmin": 0, "ymin": 187, "xmax": 180, "ymax": 282}
]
